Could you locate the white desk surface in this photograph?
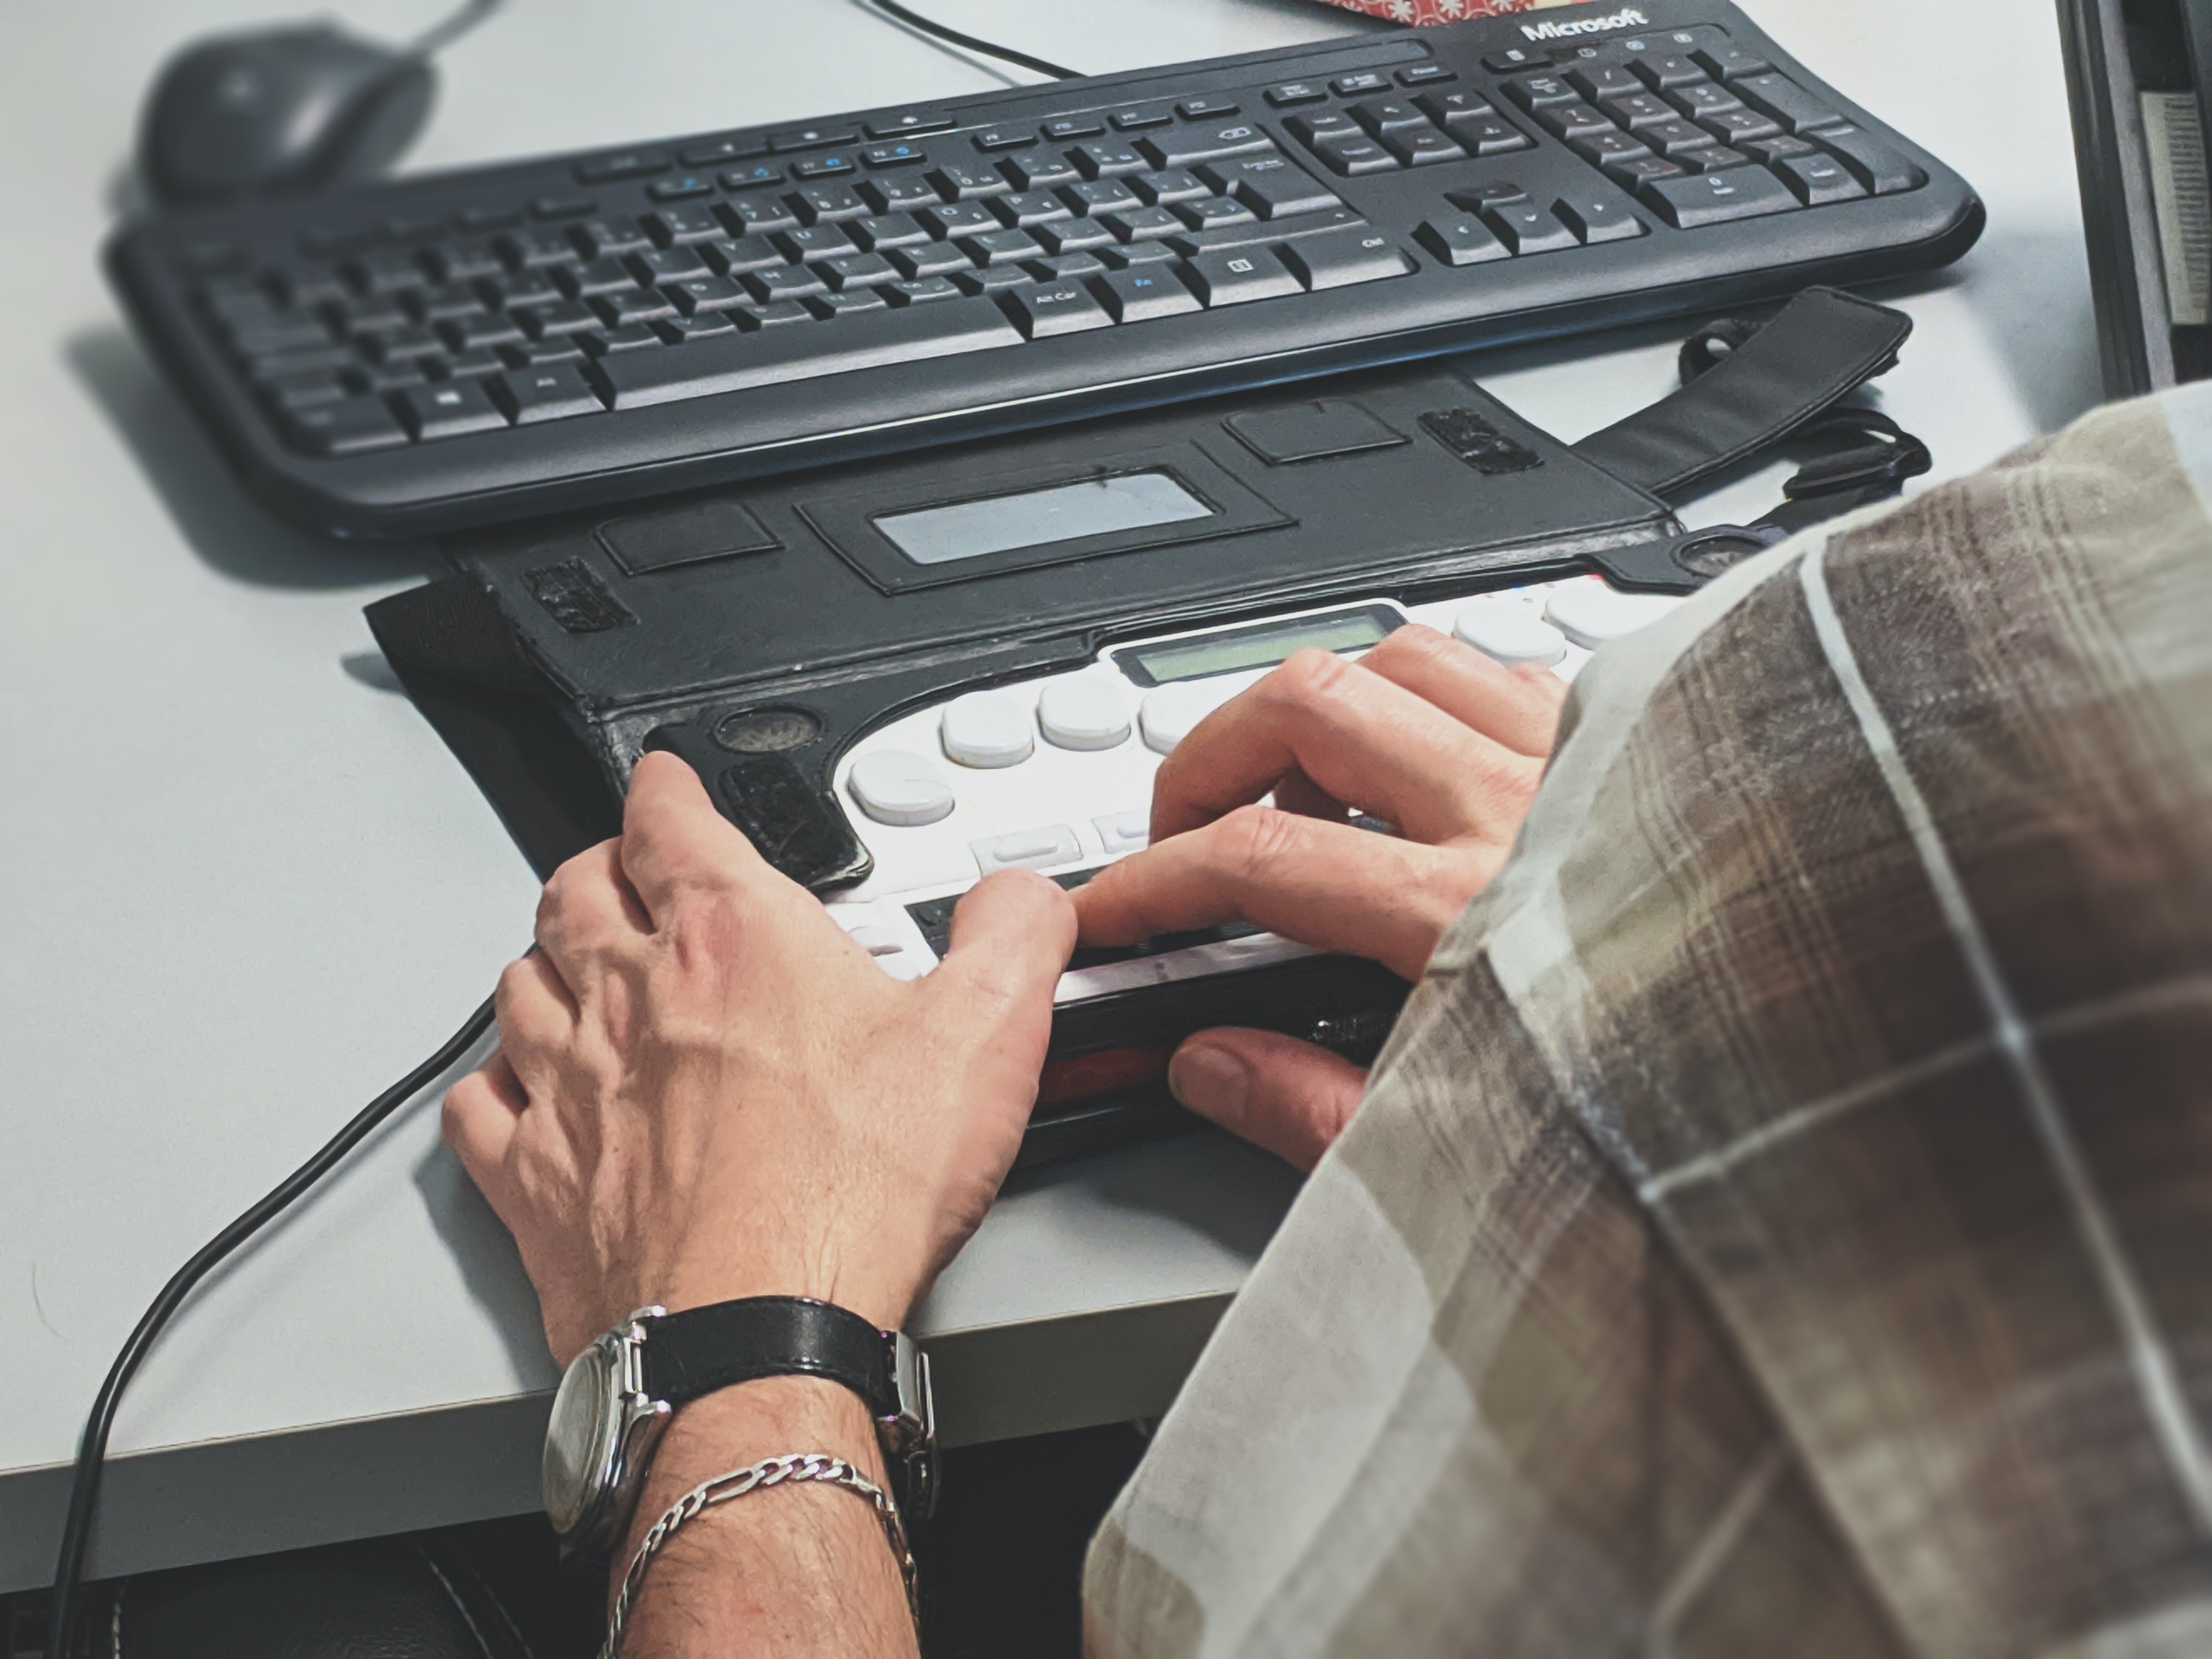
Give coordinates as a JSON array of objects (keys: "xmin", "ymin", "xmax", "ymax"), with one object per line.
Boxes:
[{"xmin": 0, "ymin": 0, "xmax": 2101, "ymax": 1591}]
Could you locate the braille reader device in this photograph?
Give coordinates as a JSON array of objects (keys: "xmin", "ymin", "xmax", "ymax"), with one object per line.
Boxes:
[{"xmin": 370, "ymin": 288, "xmax": 1923, "ymax": 1163}]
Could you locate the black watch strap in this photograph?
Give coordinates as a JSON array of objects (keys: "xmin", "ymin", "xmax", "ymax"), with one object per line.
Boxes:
[
  {"xmin": 1572, "ymin": 286, "xmax": 1914, "ymax": 498},
  {"xmin": 642, "ymin": 1297, "xmax": 896, "ymax": 1419}
]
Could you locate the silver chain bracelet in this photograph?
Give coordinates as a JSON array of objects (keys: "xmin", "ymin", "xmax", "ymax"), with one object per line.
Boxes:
[{"xmin": 599, "ymin": 1452, "xmax": 916, "ymax": 1658}]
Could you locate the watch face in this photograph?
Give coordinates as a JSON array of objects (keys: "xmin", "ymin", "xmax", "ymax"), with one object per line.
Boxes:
[{"xmin": 543, "ymin": 1337, "xmax": 616, "ymax": 1536}]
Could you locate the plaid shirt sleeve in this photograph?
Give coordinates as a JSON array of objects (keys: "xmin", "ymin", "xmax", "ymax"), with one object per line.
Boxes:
[{"xmin": 1083, "ymin": 381, "xmax": 2212, "ymax": 1658}]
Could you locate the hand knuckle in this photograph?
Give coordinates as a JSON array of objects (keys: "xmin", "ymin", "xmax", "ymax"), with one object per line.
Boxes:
[
  {"xmin": 1218, "ymin": 804, "xmax": 1305, "ymax": 887},
  {"xmin": 1268, "ymin": 646, "xmax": 1352, "ymax": 706}
]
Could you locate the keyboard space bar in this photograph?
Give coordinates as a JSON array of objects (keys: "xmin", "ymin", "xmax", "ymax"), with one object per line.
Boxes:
[{"xmin": 590, "ymin": 299, "xmax": 1027, "ymax": 410}]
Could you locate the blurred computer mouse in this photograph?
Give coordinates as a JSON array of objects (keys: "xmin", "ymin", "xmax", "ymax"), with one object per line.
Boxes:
[{"xmin": 138, "ymin": 24, "xmax": 434, "ymax": 208}]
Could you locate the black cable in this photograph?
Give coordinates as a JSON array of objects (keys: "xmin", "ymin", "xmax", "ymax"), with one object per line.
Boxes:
[
  {"xmin": 410, "ymin": 0, "xmax": 502, "ymax": 57},
  {"xmin": 865, "ymin": 0, "xmax": 1080, "ymax": 80},
  {"xmin": 44, "ymin": 995, "xmax": 498, "ymax": 1659}
]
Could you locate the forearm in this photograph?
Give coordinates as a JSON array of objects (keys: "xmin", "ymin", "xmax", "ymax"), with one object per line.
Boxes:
[{"xmin": 611, "ymin": 1379, "xmax": 920, "ymax": 1659}]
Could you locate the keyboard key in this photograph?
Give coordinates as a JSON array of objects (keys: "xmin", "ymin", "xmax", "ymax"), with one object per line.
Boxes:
[
  {"xmin": 888, "ymin": 242, "xmax": 974, "ymax": 279},
  {"xmin": 1449, "ymin": 179, "xmax": 1531, "ymax": 209},
  {"xmin": 1644, "ymin": 117, "xmax": 1721, "ymax": 157},
  {"xmin": 1331, "ymin": 72, "xmax": 1390, "ymax": 96},
  {"xmin": 576, "ymin": 152, "xmax": 669, "ymax": 183},
  {"xmin": 1397, "ymin": 64, "xmax": 1454, "ymax": 87},
  {"xmin": 1002, "ymin": 151, "xmax": 1083, "ymax": 190},
  {"xmin": 1484, "ymin": 202, "xmax": 1579, "ymax": 255},
  {"xmin": 792, "ymin": 184, "xmax": 870, "ymax": 223},
  {"xmin": 1605, "ymin": 92, "xmax": 1680, "ymax": 131},
  {"xmin": 1816, "ymin": 125, "xmax": 1927, "ymax": 195},
  {"xmin": 1569, "ymin": 64, "xmax": 1643, "ymax": 101},
  {"xmin": 1108, "ymin": 103, "xmax": 1174, "ymax": 131},
  {"xmin": 1178, "ymin": 97, "xmax": 1239, "ymax": 119},
  {"xmin": 574, "ymin": 217, "xmax": 655, "ymax": 258},
  {"xmin": 1671, "ymin": 83, "xmax": 1745, "ymax": 120},
  {"xmin": 1074, "ymin": 142, "xmax": 1148, "ymax": 178},
  {"xmin": 770, "ymin": 123, "xmax": 858, "ymax": 152},
  {"xmin": 1686, "ymin": 146, "xmax": 1756, "ymax": 174},
  {"xmin": 644, "ymin": 206, "xmax": 721, "ymax": 248},
  {"xmin": 1703, "ymin": 108, "xmax": 1783, "ymax": 146},
  {"xmin": 1506, "ymin": 75, "xmax": 1578, "ymax": 110},
  {"xmin": 860, "ymin": 174, "xmax": 943, "ymax": 211},
  {"xmin": 887, "ymin": 275, "xmax": 964, "ymax": 305},
  {"xmin": 1538, "ymin": 102, "xmax": 1615, "ymax": 141},
  {"xmin": 280, "ymin": 396, "xmax": 408, "ymax": 455},
  {"xmin": 922, "ymin": 200, "xmax": 999, "ymax": 237},
  {"xmin": 737, "ymin": 299, "xmax": 813, "ymax": 328},
  {"xmin": 633, "ymin": 246, "xmax": 713, "ymax": 283},
  {"xmin": 1090, "ymin": 265, "xmax": 1201, "ymax": 321},
  {"xmin": 1102, "ymin": 240, "xmax": 1178, "ymax": 267},
  {"xmin": 1553, "ymin": 195, "xmax": 1649, "ymax": 243},
  {"xmin": 665, "ymin": 274, "xmax": 751, "ymax": 314},
  {"xmin": 793, "ymin": 154, "xmax": 859, "ymax": 180},
  {"xmin": 1482, "ymin": 46, "xmax": 1544, "ymax": 73},
  {"xmin": 1167, "ymin": 205, "xmax": 1367, "ymax": 257},
  {"xmin": 1349, "ymin": 99, "xmax": 1429, "ymax": 136},
  {"xmin": 1572, "ymin": 132, "xmax": 1656, "ymax": 170},
  {"xmin": 595, "ymin": 290, "xmax": 678, "ymax": 326},
  {"xmin": 1132, "ymin": 168, "xmax": 1209, "ymax": 204},
  {"xmin": 362, "ymin": 361, "xmax": 432, "ymax": 392},
  {"xmin": 957, "ymin": 264, "xmax": 1037, "ymax": 295},
  {"xmin": 649, "ymin": 173, "xmax": 715, "ymax": 201},
  {"xmin": 1313, "ymin": 136, "xmax": 1399, "ymax": 177},
  {"xmin": 1000, "ymin": 278, "xmax": 1113, "ymax": 337},
  {"xmin": 707, "ymin": 234, "xmax": 788, "ymax": 274},
  {"xmin": 561, "ymin": 257, "xmax": 637, "ymax": 297},
  {"xmin": 681, "ymin": 136, "xmax": 769, "ymax": 166},
  {"xmin": 995, "ymin": 190, "xmax": 1075, "ymax": 226},
  {"xmin": 444, "ymin": 314, "xmax": 525, "ymax": 351},
  {"xmin": 1417, "ymin": 90, "xmax": 1498, "ymax": 129},
  {"xmin": 973, "ymin": 127, "xmax": 1036, "ymax": 151},
  {"xmin": 262, "ymin": 369, "xmax": 350, "ymax": 410},
  {"xmin": 1638, "ymin": 166, "xmax": 1799, "ymax": 227},
  {"xmin": 778, "ymin": 223, "xmax": 860, "ymax": 261},
  {"xmin": 1289, "ymin": 109, "xmax": 1361, "ymax": 146},
  {"xmin": 1415, "ymin": 214, "xmax": 1510, "ymax": 266},
  {"xmin": 1204, "ymin": 156, "xmax": 1341, "ymax": 219},
  {"xmin": 719, "ymin": 163, "xmax": 785, "ymax": 190},
  {"xmin": 745, "ymin": 263, "xmax": 831, "ymax": 302},
  {"xmin": 396, "ymin": 379, "xmax": 509, "ymax": 438},
  {"xmin": 813, "ymin": 288, "xmax": 890, "ymax": 316},
  {"xmin": 862, "ymin": 141, "xmax": 929, "ymax": 169},
  {"xmin": 361, "ymin": 325, "xmax": 443, "ymax": 362},
  {"xmin": 1103, "ymin": 205, "xmax": 1185, "ymax": 243},
  {"xmin": 1278, "ymin": 228, "xmax": 1414, "ymax": 290},
  {"xmin": 1387, "ymin": 129, "xmax": 1466, "ymax": 167},
  {"xmin": 719, "ymin": 195, "xmax": 801, "ymax": 235},
  {"xmin": 1044, "ymin": 115, "xmax": 1107, "ymax": 140},
  {"xmin": 1034, "ymin": 218, "xmax": 1116, "ymax": 254},
  {"xmin": 245, "ymin": 344, "xmax": 355, "ymax": 381},
  {"xmin": 1695, "ymin": 43, "xmax": 1774, "ymax": 81},
  {"xmin": 1633, "ymin": 52, "xmax": 1708, "ymax": 90},
  {"xmin": 1033, "ymin": 250, "xmax": 1108, "ymax": 278},
  {"xmin": 583, "ymin": 325, "xmax": 664, "ymax": 356},
  {"xmin": 1140, "ymin": 123, "xmax": 1275, "ymax": 169},
  {"xmin": 493, "ymin": 362, "xmax": 605, "ymax": 422},
  {"xmin": 864, "ymin": 111, "xmax": 955, "ymax": 139},
  {"xmin": 821, "ymin": 250, "xmax": 903, "ymax": 289},
  {"xmin": 1062, "ymin": 179, "xmax": 1142, "ymax": 215},
  {"xmin": 1460, "ymin": 118, "xmax": 1534, "ymax": 157},
  {"xmin": 1774, "ymin": 152, "xmax": 1867, "ymax": 204},
  {"xmin": 589, "ymin": 297, "xmax": 1022, "ymax": 408},
  {"xmin": 1174, "ymin": 197, "xmax": 1256, "ymax": 231},
  {"xmin": 931, "ymin": 160, "xmax": 1013, "ymax": 198},
  {"xmin": 1745, "ymin": 134, "xmax": 1821, "ymax": 165},
  {"xmin": 962, "ymin": 227, "xmax": 1046, "ymax": 266},
  {"xmin": 351, "ymin": 251, "xmax": 430, "ymax": 292},
  {"xmin": 445, "ymin": 348, "xmax": 507, "ymax": 379},
  {"xmin": 520, "ymin": 298, "xmax": 603, "ymax": 336},
  {"xmin": 1732, "ymin": 72, "xmax": 1844, "ymax": 135},
  {"xmin": 1264, "ymin": 80, "xmax": 1327, "ymax": 107},
  {"xmin": 854, "ymin": 212, "xmax": 931, "ymax": 249},
  {"xmin": 1182, "ymin": 246, "xmax": 1302, "ymax": 305}
]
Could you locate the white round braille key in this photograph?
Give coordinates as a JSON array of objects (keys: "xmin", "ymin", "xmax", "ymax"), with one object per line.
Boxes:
[
  {"xmin": 1543, "ymin": 582, "xmax": 1679, "ymax": 650},
  {"xmin": 1452, "ymin": 597, "xmax": 1568, "ymax": 667},
  {"xmin": 940, "ymin": 691, "xmax": 1034, "ymax": 768},
  {"xmin": 1037, "ymin": 678, "xmax": 1131, "ymax": 751},
  {"xmin": 847, "ymin": 750, "xmax": 955, "ymax": 827},
  {"xmin": 1139, "ymin": 683, "xmax": 1221, "ymax": 755}
]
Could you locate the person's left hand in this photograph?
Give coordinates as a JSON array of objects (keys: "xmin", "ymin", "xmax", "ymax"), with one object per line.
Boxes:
[{"xmin": 442, "ymin": 752, "xmax": 1076, "ymax": 1362}]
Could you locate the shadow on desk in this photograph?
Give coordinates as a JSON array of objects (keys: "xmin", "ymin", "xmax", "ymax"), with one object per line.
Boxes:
[{"xmin": 65, "ymin": 327, "xmax": 447, "ymax": 591}]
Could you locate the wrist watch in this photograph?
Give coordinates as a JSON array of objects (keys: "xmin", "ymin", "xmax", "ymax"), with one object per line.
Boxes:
[{"xmin": 541, "ymin": 1296, "xmax": 936, "ymax": 1558}]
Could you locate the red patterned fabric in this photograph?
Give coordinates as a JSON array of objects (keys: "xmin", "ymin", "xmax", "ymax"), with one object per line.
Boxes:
[{"xmin": 1313, "ymin": 0, "xmax": 1581, "ymax": 24}]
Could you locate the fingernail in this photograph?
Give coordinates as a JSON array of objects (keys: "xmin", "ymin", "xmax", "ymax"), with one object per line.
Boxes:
[{"xmin": 1168, "ymin": 1041, "xmax": 1248, "ymax": 1130}]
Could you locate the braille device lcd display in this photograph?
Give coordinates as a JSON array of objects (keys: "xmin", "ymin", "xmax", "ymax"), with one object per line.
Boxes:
[
  {"xmin": 1114, "ymin": 607, "xmax": 1400, "ymax": 686},
  {"xmin": 877, "ymin": 474, "xmax": 1215, "ymax": 565}
]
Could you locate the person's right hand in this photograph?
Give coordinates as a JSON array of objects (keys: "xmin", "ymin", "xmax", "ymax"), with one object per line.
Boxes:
[{"xmin": 1070, "ymin": 624, "xmax": 1564, "ymax": 1170}]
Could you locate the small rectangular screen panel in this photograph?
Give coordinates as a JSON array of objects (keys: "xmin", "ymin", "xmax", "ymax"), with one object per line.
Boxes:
[
  {"xmin": 1120, "ymin": 608, "xmax": 1400, "ymax": 686},
  {"xmin": 875, "ymin": 473, "xmax": 1215, "ymax": 566}
]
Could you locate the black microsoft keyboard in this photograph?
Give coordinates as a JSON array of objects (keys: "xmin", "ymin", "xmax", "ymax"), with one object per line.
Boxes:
[{"xmin": 107, "ymin": 0, "xmax": 1980, "ymax": 537}]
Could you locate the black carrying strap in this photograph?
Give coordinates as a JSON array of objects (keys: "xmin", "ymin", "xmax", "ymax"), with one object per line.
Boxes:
[
  {"xmin": 1573, "ymin": 286, "xmax": 1915, "ymax": 498},
  {"xmin": 641, "ymin": 1297, "xmax": 896, "ymax": 1417}
]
